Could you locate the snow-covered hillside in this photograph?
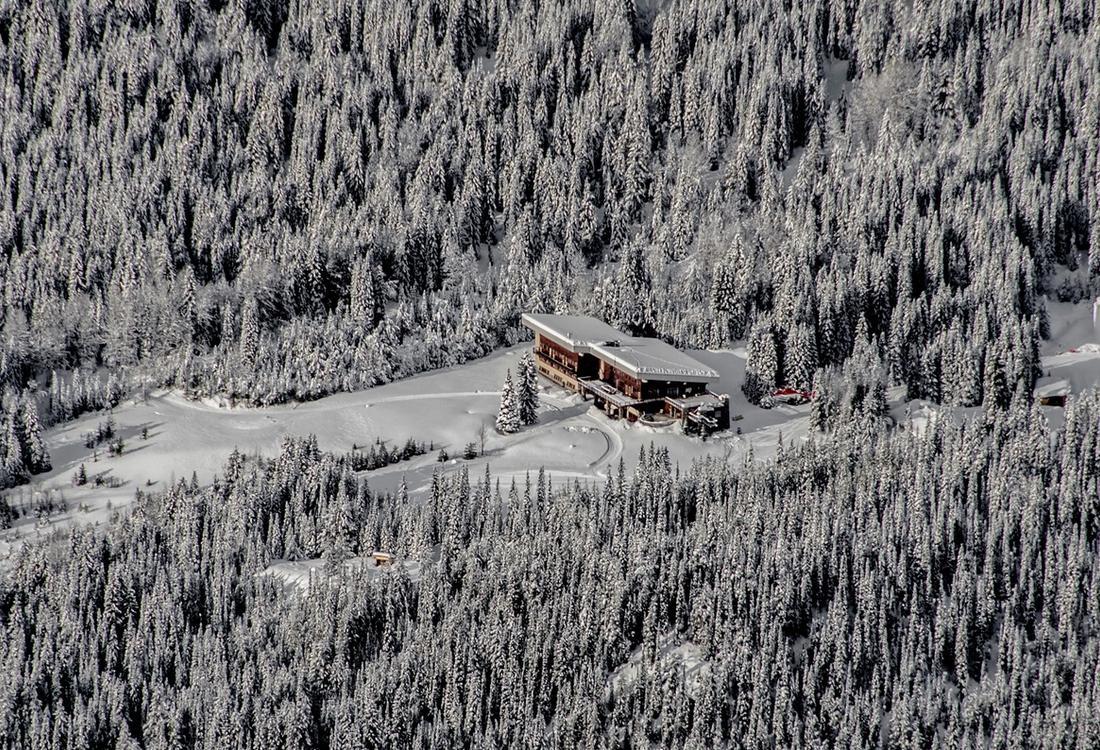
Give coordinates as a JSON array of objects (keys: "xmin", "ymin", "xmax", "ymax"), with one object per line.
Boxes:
[
  {"xmin": 10, "ymin": 297, "xmax": 1100, "ymax": 561},
  {"xmin": 1, "ymin": 344, "xmax": 813, "ymax": 558}
]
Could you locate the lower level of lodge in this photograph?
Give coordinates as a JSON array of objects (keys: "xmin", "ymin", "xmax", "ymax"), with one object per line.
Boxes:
[{"xmin": 534, "ymin": 353, "xmax": 730, "ymax": 435}]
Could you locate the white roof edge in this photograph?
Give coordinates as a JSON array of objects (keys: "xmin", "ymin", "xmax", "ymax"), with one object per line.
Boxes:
[
  {"xmin": 521, "ymin": 314, "xmax": 575, "ymax": 349},
  {"xmin": 588, "ymin": 343, "xmax": 719, "ymax": 382},
  {"xmin": 522, "ymin": 313, "xmax": 720, "ymax": 382},
  {"xmin": 521, "ymin": 313, "xmax": 622, "ymax": 352}
]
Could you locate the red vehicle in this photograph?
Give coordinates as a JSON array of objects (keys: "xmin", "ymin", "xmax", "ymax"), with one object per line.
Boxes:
[{"xmin": 762, "ymin": 387, "xmax": 813, "ymax": 408}]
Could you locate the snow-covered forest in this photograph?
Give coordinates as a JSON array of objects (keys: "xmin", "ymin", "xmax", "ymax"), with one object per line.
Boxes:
[
  {"xmin": 1, "ymin": 0, "xmax": 1100, "ymax": 745},
  {"xmin": 1, "ymin": 0, "xmax": 1096, "ymax": 414},
  {"xmin": 3, "ymin": 395, "xmax": 1100, "ymax": 748}
]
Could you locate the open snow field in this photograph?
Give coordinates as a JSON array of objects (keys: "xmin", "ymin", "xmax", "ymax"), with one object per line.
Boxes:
[
  {"xmin": 1, "ymin": 344, "xmax": 810, "ymax": 559},
  {"xmin": 6, "ymin": 298, "xmax": 1100, "ymax": 561}
]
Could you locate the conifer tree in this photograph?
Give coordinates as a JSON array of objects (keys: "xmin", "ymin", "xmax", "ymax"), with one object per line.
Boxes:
[
  {"xmin": 496, "ymin": 370, "xmax": 520, "ymax": 434},
  {"xmin": 783, "ymin": 322, "xmax": 819, "ymax": 391},
  {"xmin": 617, "ymin": 241, "xmax": 651, "ymax": 334},
  {"xmin": 239, "ymin": 297, "xmax": 260, "ymax": 368},
  {"xmin": 350, "ymin": 258, "xmax": 380, "ymax": 331},
  {"xmin": 2, "ymin": 420, "xmax": 27, "ymax": 488},
  {"xmin": 517, "ymin": 353, "xmax": 539, "ymax": 426},
  {"xmin": 983, "ymin": 348, "xmax": 1011, "ymax": 411},
  {"xmin": 743, "ymin": 316, "xmax": 778, "ymax": 404},
  {"xmin": 809, "ymin": 369, "xmax": 829, "ymax": 431},
  {"xmin": 19, "ymin": 400, "xmax": 50, "ymax": 474}
]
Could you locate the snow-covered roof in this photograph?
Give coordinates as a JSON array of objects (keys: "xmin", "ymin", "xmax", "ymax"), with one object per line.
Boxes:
[
  {"xmin": 1035, "ymin": 379, "xmax": 1071, "ymax": 398},
  {"xmin": 520, "ymin": 313, "xmax": 625, "ymax": 349},
  {"xmin": 522, "ymin": 313, "xmax": 720, "ymax": 383},
  {"xmin": 665, "ymin": 392, "xmax": 726, "ymax": 410},
  {"xmin": 588, "ymin": 339, "xmax": 720, "ymax": 382}
]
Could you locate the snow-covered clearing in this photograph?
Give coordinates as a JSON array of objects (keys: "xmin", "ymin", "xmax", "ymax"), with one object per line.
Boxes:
[
  {"xmin": 260, "ymin": 555, "xmax": 425, "ymax": 596},
  {"xmin": 9, "ymin": 297, "xmax": 1100, "ymax": 560},
  {"xmin": 2, "ymin": 344, "xmax": 810, "ymax": 558},
  {"xmin": 605, "ymin": 632, "xmax": 711, "ymax": 701}
]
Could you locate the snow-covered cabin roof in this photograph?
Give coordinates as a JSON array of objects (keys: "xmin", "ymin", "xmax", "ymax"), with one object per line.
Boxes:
[
  {"xmin": 520, "ymin": 313, "xmax": 625, "ymax": 350},
  {"xmin": 521, "ymin": 313, "xmax": 720, "ymax": 383},
  {"xmin": 1035, "ymin": 379, "xmax": 1071, "ymax": 398}
]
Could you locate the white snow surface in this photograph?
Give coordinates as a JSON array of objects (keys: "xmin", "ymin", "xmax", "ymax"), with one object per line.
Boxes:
[
  {"xmin": 1037, "ymin": 300, "xmax": 1100, "ymax": 403},
  {"xmin": 13, "ymin": 298, "xmax": 1100, "ymax": 560},
  {"xmin": 260, "ymin": 555, "xmax": 424, "ymax": 596},
  {"xmin": 4, "ymin": 345, "xmax": 807, "ymax": 559}
]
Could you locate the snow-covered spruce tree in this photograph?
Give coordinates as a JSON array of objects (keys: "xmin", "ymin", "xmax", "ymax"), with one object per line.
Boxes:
[
  {"xmin": 709, "ymin": 253, "xmax": 738, "ymax": 346},
  {"xmin": 783, "ymin": 321, "xmax": 818, "ymax": 392},
  {"xmin": 517, "ymin": 353, "xmax": 539, "ymax": 426},
  {"xmin": 983, "ymin": 347, "xmax": 1011, "ymax": 411},
  {"xmin": 1, "ymin": 419, "xmax": 28, "ymax": 489},
  {"xmin": 239, "ymin": 296, "xmax": 260, "ymax": 368},
  {"xmin": 496, "ymin": 370, "xmax": 520, "ymax": 434},
  {"xmin": 809, "ymin": 369, "xmax": 830, "ymax": 431},
  {"xmin": 616, "ymin": 240, "xmax": 652, "ymax": 335},
  {"xmin": 349, "ymin": 257, "xmax": 380, "ymax": 331},
  {"xmin": 743, "ymin": 315, "xmax": 778, "ymax": 404},
  {"xmin": 19, "ymin": 400, "xmax": 50, "ymax": 474}
]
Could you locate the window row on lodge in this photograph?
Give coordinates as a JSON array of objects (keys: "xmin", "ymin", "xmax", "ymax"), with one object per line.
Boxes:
[{"xmin": 521, "ymin": 313, "xmax": 730, "ymax": 435}]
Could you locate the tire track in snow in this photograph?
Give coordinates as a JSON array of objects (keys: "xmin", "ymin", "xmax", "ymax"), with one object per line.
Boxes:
[
  {"xmin": 533, "ymin": 392, "xmax": 622, "ymax": 472},
  {"xmin": 362, "ymin": 391, "xmax": 501, "ymax": 406},
  {"xmin": 583, "ymin": 414, "xmax": 623, "ymax": 471}
]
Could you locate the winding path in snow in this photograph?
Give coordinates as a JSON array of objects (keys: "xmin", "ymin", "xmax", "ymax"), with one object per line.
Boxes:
[
  {"xmin": 530, "ymin": 391, "xmax": 624, "ymax": 471},
  {"xmin": 157, "ymin": 383, "xmax": 626, "ymax": 479},
  {"xmin": 583, "ymin": 414, "xmax": 623, "ymax": 470},
  {"xmin": 361, "ymin": 390, "xmax": 502, "ymax": 406},
  {"xmin": 355, "ymin": 386, "xmax": 624, "ymax": 472}
]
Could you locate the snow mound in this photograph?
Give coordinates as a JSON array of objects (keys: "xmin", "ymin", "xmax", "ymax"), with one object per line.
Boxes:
[
  {"xmin": 605, "ymin": 632, "xmax": 711, "ymax": 701},
  {"xmin": 259, "ymin": 555, "xmax": 424, "ymax": 596}
]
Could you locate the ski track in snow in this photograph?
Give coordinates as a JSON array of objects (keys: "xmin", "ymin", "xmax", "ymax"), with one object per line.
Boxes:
[
  {"xmin": 362, "ymin": 391, "xmax": 503, "ymax": 406},
  {"xmin": 584, "ymin": 414, "xmax": 623, "ymax": 470}
]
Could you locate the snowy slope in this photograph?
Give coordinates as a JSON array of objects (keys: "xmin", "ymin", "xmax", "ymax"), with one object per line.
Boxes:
[
  {"xmin": 12, "ymin": 298, "xmax": 1100, "ymax": 561},
  {"xmin": 2, "ymin": 345, "xmax": 814, "ymax": 559}
]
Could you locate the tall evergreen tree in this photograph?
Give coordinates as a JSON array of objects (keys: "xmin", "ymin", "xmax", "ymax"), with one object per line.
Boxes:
[
  {"xmin": 496, "ymin": 370, "xmax": 520, "ymax": 434},
  {"xmin": 743, "ymin": 316, "xmax": 778, "ymax": 404},
  {"xmin": 18, "ymin": 400, "xmax": 50, "ymax": 474},
  {"xmin": 239, "ymin": 297, "xmax": 260, "ymax": 368},
  {"xmin": 1, "ymin": 419, "xmax": 27, "ymax": 488},
  {"xmin": 350, "ymin": 258, "xmax": 380, "ymax": 331},
  {"xmin": 517, "ymin": 353, "xmax": 539, "ymax": 426}
]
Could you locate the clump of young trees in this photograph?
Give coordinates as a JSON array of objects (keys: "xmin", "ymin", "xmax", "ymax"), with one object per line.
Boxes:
[
  {"xmin": 348, "ymin": 437, "xmax": 428, "ymax": 471},
  {"xmin": 808, "ymin": 332, "xmax": 890, "ymax": 434},
  {"xmin": 0, "ymin": 398, "xmax": 51, "ymax": 489},
  {"xmin": 497, "ymin": 355, "xmax": 539, "ymax": 433}
]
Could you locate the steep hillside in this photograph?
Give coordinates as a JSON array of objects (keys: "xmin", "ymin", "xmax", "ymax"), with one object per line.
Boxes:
[{"xmin": 0, "ymin": 0, "xmax": 1096, "ymax": 413}]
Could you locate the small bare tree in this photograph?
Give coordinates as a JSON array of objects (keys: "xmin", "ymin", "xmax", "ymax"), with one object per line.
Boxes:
[{"xmin": 478, "ymin": 421, "xmax": 488, "ymax": 456}]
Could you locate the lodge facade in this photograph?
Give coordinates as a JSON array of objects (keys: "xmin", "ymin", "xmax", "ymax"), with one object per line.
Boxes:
[{"xmin": 522, "ymin": 313, "xmax": 730, "ymax": 434}]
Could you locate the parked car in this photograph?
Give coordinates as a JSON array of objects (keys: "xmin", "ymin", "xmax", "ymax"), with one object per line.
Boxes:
[{"xmin": 762, "ymin": 387, "xmax": 813, "ymax": 408}]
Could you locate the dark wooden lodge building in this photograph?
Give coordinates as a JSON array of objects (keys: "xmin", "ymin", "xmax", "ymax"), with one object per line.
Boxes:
[{"xmin": 521, "ymin": 313, "xmax": 730, "ymax": 434}]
